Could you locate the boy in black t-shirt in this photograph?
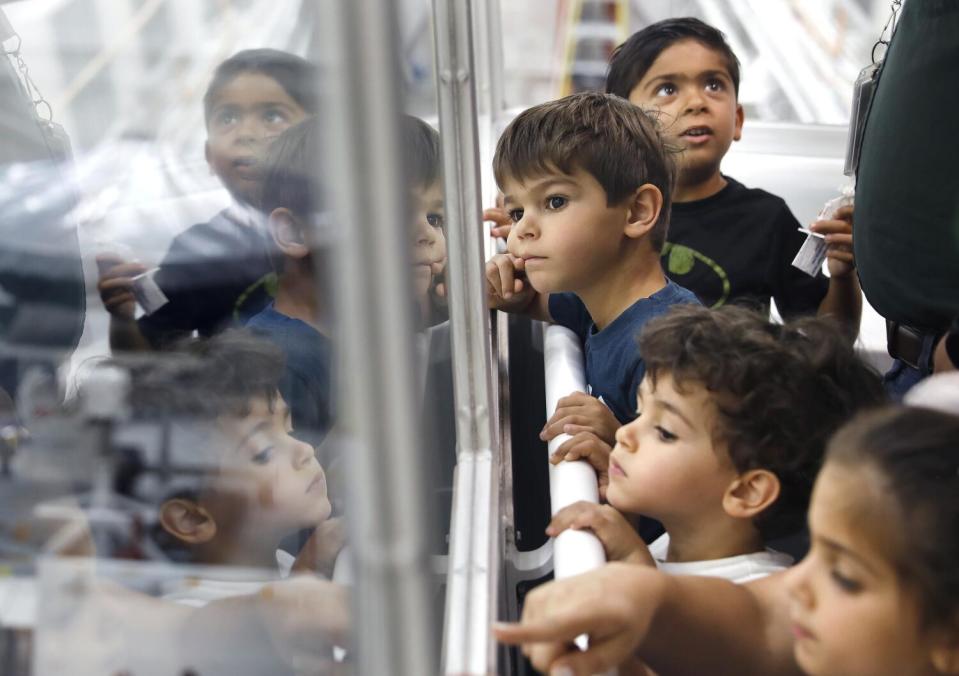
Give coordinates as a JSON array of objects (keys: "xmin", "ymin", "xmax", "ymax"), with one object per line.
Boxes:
[
  {"xmin": 97, "ymin": 50, "xmax": 317, "ymax": 351},
  {"xmin": 606, "ymin": 18, "xmax": 861, "ymax": 332}
]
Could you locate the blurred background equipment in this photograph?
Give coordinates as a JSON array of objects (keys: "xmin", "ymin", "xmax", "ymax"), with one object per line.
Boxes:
[{"xmin": 0, "ymin": 6, "xmax": 84, "ymax": 404}]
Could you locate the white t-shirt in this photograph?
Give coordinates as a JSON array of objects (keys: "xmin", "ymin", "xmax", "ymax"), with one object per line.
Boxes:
[
  {"xmin": 160, "ymin": 549, "xmax": 350, "ymax": 662},
  {"xmin": 160, "ymin": 548, "xmax": 359, "ymax": 608},
  {"xmin": 648, "ymin": 534, "xmax": 792, "ymax": 584},
  {"xmin": 160, "ymin": 549, "xmax": 298, "ymax": 608}
]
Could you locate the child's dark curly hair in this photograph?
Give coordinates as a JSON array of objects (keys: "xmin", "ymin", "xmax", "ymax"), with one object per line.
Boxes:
[
  {"xmin": 638, "ymin": 305, "xmax": 887, "ymax": 541},
  {"xmin": 107, "ymin": 330, "xmax": 286, "ymax": 561},
  {"xmin": 119, "ymin": 329, "xmax": 285, "ymax": 423}
]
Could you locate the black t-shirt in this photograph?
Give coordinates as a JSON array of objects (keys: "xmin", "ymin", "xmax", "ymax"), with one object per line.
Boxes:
[
  {"xmin": 854, "ymin": 0, "xmax": 959, "ymax": 333},
  {"xmin": 663, "ymin": 176, "xmax": 828, "ymax": 319},
  {"xmin": 138, "ymin": 210, "xmax": 276, "ymax": 348}
]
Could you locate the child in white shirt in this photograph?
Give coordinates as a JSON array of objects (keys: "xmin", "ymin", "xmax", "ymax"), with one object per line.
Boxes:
[{"xmin": 549, "ymin": 304, "xmax": 885, "ymax": 583}]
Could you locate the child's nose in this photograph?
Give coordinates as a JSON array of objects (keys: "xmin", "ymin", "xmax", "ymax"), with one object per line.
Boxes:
[
  {"xmin": 511, "ymin": 214, "xmax": 536, "ymax": 240},
  {"xmin": 614, "ymin": 422, "xmax": 637, "ymax": 452},
  {"xmin": 683, "ymin": 89, "xmax": 708, "ymax": 114},
  {"xmin": 412, "ymin": 219, "xmax": 436, "ymax": 247},
  {"xmin": 292, "ymin": 438, "xmax": 317, "ymax": 468},
  {"xmin": 784, "ymin": 558, "xmax": 815, "ymax": 609},
  {"xmin": 235, "ymin": 115, "xmax": 265, "ymax": 142}
]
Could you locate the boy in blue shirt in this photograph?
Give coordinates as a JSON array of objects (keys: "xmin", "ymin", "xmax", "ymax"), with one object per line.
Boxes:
[
  {"xmin": 244, "ymin": 117, "xmax": 334, "ymax": 446},
  {"xmin": 486, "ymin": 92, "xmax": 699, "ymax": 477},
  {"xmin": 247, "ymin": 116, "xmax": 452, "ymax": 533},
  {"xmin": 246, "ymin": 115, "xmax": 447, "ymax": 446},
  {"xmin": 606, "ymin": 18, "xmax": 861, "ymax": 333}
]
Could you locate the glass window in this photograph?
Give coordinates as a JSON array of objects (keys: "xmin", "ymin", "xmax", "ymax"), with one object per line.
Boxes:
[{"xmin": 1, "ymin": 1, "xmax": 453, "ymax": 673}]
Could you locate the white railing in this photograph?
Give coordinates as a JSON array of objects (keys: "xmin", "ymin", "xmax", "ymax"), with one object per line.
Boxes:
[
  {"xmin": 543, "ymin": 325, "xmax": 608, "ymax": 580},
  {"xmin": 543, "ymin": 325, "xmax": 617, "ymax": 675}
]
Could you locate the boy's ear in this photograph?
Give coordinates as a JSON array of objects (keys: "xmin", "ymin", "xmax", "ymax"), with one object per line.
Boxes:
[
  {"xmin": 623, "ymin": 183, "xmax": 664, "ymax": 240},
  {"xmin": 722, "ymin": 469, "xmax": 780, "ymax": 520},
  {"xmin": 269, "ymin": 208, "xmax": 310, "ymax": 259},
  {"xmin": 159, "ymin": 498, "xmax": 217, "ymax": 544},
  {"xmin": 733, "ymin": 103, "xmax": 745, "ymax": 142}
]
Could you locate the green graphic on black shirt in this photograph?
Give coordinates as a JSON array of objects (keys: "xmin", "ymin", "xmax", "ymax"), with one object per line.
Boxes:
[{"xmin": 662, "ymin": 242, "xmax": 730, "ymax": 309}]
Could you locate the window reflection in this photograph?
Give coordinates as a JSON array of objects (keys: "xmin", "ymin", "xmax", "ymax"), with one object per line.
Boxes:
[
  {"xmin": 399, "ymin": 116, "xmax": 455, "ymax": 553},
  {"xmin": 1, "ymin": 1, "xmax": 453, "ymax": 673}
]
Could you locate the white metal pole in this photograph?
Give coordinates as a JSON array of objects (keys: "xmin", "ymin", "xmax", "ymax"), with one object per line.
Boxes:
[
  {"xmin": 318, "ymin": 1, "xmax": 439, "ymax": 674},
  {"xmin": 432, "ymin": 0, "xmax": 500, "ymax": 673}
]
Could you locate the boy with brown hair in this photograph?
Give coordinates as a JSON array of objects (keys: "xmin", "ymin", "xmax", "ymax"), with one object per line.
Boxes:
[
  {"xmin": 246, "ymin": 115, "xmax": 447, "ymax": 445},
  {"xmin": 486, "ymin": 92, "xmax": 699, "ymax": 487}
]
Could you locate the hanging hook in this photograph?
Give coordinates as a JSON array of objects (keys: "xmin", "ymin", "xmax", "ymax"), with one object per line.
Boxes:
[
  {"xmin": 34, "ymin": 99, "xmax": 53, "ymax": 123},
  {"xmin": 870, "ymin": 0, "xmax": 902, "ymax": 65},
  {"xmin": 870, "ymin": 40, "xmax": 888, "ymax": 65},
  {"xmin": 5, "ymin": 30, "xmax": 56, "ymax": 124}
]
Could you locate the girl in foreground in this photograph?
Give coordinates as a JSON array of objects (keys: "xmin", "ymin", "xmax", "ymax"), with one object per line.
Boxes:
[{"xmin": 495, "ymin": 406, "xmax": 959, "ymax": 676}]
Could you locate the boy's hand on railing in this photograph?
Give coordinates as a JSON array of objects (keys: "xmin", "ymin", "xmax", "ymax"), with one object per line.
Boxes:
[
  {"xmin": 547, "ymin": 431, "xmax": 612, "ymax": 500},
  {"xmin": 810, "ymin": 204, "xmax": 855, "ymax": 279},
  {"xmin": 541, "ymin": 392, "xmax": 619, "ymax": 447},
  {"xmin": 486, "ymin": 252, "xmax": 536, "ymax": 312},
  {"xmin": 547, "ymin": 501, "xmax": 654, "ymax": 566}
]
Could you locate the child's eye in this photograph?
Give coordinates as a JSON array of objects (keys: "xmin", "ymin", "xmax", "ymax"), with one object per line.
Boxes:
[
  {"xmin": 508, "ymin": 208, "xmax": 524, "ymax": 223},
  {"xmin": 545, "ymin": 195, "xmax": 567, "ymax": 210},
  {"xmin": 655, "ymin": 83, "xmax": 677, "ymax": 97},
  {"xmin": 251, "ymin": 447, "xmax": 274, "ymax": 464},
  {"xmin": 426, "ymin": 212, "xmax": 444, "ymax": 228},
  {"xmin": 655, "ymin": 425, "xmax": 677, "ymax": 442},
  {"xmin": 830, "ymin": 569, "xmax": 862, "ymax": 593},
  {"xmin": 263, "ymin": 108, "xmax": 288, "ymax": 125},
  {"xmin": 705, "ymin": 79, "xmax": 725, "ymax": 93},
  {"xmin": 215, "ymin": 110, "xmax": 239, "ymax": 127}
]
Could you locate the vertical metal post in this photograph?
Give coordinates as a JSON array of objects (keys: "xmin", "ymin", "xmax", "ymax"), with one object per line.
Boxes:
[
  {"xmin": 317, "ymin": 1, "xmax": 438, "ymax": 674},
  {"xmin": 432, "ymin": 0, "xmax": 500, "ymax": 673},
  {"xmin": 471, "ymin": 0, "xmax": 506, "ymax": 122},
  {"xmin": 469, "ymin": 0, "xmax": 508, "ymax": 222}
]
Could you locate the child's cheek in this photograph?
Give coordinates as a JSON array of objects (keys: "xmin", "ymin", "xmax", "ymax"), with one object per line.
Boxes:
[
  {"xmin": 257, "ymin": 483, "xmax": 274, "ymax": 508},
  {"xmin": 255, "ymin": 465, "xmax": 281, "ymax": 508}
]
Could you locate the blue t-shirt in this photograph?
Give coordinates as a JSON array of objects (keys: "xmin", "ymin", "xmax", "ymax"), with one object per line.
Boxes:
[
  {"xmin": 246, "ymin": 304, "xmax": 333, "ymax": 446},
  {"xmin": 548, "ymin": 281, "xmax": 700, "ymax": 424}
]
